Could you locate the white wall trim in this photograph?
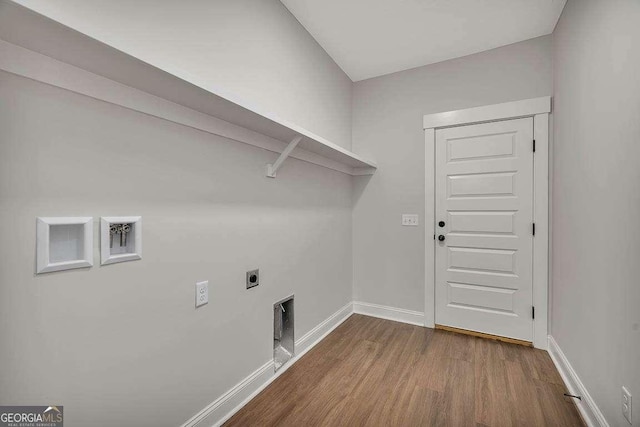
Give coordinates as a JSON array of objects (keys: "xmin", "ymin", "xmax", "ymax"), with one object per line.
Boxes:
[
  {"xmin": 182, "ymin": 301, "xmax": 354, "ymax": 427},
  {"xmin": 184, "ymin": 360, "xmax": 275, "ymax": 427},
  {"xmin": 423, "ymin": 96, "xmax": 551, "ymax": 130},
  {"xmin": 0, "ymin": 39, "xmax": 363, "ymax": 176},
  {"xmin": 424, "ymin": 98, "xmax": 551, "ymax": 349},
  {"xmin": 424, "ymin": 128, "xmax": 436, "ymax": 328},
  {"xmin": 353, "ymin": 301, "xmax": 425, "ymax": 326},
  {"xmin": 532, "ymin": 113, "xmax": 550, "ymax": 349},
  {"xmin": 547, "ymin": 336, "xmax": 609, "ymax": 427},
  {"xmin": 295, "ymin": 302, "xmax": 354, "ymax": 352}
]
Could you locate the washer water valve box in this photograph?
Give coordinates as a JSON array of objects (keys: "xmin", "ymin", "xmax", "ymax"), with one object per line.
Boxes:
[{"xmin": 100, "ymin": 216, "xmax": 142, "ymax": 265}]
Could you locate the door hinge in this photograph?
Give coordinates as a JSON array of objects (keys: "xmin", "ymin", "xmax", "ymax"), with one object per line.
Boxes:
[
  {"xmin": 532, "ymin": 306, "xmax": 535, "ymax": 319},
  {"xmin": 433, "ymin": 234, "xmax": 436, "ymax": 240},
  {"xmin": 532, "ymin": 223, "xmax": 536, "ymax": 236},
  {"xmin": 533, "ymin": 139, "xmax": 536, "ymax": 153}
]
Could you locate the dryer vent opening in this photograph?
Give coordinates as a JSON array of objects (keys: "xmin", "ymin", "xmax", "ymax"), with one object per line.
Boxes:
[{"xmin": 274, "ymin": 296, "xmax": 294, "ymax": 371}]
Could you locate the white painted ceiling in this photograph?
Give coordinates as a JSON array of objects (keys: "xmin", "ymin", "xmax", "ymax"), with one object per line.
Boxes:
[{"xmin": 280, "ymin": 0, "xmax": 566, "ymax": 81}]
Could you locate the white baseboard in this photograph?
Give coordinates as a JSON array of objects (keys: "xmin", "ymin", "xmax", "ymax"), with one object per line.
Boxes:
[
  {"xmin": 182, "ymin": 301, "xmax": 354, "ymax": 427},
  {"xmin": 547, "ymin": 335, "xmax": 609, "ymax": 427},
  {"xmin": 353, "ymin": 301, "xmax": 425, "ymax": 326},
  {"xmin": 295, "ymin": 301, "xmax": 354, "ymax": 354}
]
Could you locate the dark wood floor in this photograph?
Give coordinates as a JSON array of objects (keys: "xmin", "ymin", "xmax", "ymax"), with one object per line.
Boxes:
[{"xmin": 225, "ymin": 314, "xmax": 584, "ymax": 426}]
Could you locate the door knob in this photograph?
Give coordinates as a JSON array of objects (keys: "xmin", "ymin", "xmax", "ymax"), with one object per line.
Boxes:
[
  {"xmin": 438, "ymin": 235, "xmax": 445, "ymax": 241},
  {"xmin": 438, "ymin": 221, "xmax": 445, "ymax": 227}
]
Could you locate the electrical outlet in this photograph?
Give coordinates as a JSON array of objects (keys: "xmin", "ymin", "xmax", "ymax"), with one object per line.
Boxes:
[
  {"xmin": 622, "ymin": 386, "xmax": 632, "ymax": 424},
  {"xmin": 195, "ymin": 281, "xmax": 208, "ymax": 308},
  {"xmin": 402, "ymin": 214, "xmax": 419, "ymax": 226},
  {"xmin": 246, "ymin": 269, "xmax": 259, "ymax": 289}
]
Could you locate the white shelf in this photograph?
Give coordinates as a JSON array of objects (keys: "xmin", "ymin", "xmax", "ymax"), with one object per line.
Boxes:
[{"xmin": 0, "ymin": 2, "xmax": 376, "ymax": 176}]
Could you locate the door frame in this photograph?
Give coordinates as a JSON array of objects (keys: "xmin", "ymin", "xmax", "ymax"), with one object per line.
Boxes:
[{"xmin": 423, "ymin": 97, "xmax": 551, "ymax": 349}]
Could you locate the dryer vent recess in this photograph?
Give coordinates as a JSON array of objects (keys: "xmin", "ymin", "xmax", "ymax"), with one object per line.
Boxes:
[{"xmin": 274, "ymin": 296, "xmax": 294, "ymax": 371}]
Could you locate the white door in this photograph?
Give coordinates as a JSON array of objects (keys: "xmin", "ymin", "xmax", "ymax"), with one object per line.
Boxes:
[{"xmin": 435, "ymin": 117, "xmax": 534, "ymax": 341}]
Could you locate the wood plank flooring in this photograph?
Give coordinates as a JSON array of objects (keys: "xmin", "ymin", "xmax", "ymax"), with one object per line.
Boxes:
[{"xmin": 225, "ymin": 314, "xmax": 584, "ymax": 426}]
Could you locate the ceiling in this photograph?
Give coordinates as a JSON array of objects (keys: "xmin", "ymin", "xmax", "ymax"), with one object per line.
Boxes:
[{"xmin": 280, "ymin": 0, "xmax": 566, "ymax": 81}]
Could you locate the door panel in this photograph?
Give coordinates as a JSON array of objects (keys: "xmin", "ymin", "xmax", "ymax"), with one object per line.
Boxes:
[
  {"xmin": 435, "ymin": 118, "xmax": 534, "ymax": 341},
  {"xmin": 448, "ymin": 211, "xmax": 516, "ymax": 235},
  {"xmin": 447, "ymin": 282, "xmax": 516, "ymax": 313},
  {"xmin": 448, "ymin": 247, "xmax": 517, "ymax": 275},
  {"xmin": 448, "ymin": 172, "xmax": 516, "ymax": 198},
  {"xmin": 446, "ymin": 132, "xmax": 516, "ymax": 162}
]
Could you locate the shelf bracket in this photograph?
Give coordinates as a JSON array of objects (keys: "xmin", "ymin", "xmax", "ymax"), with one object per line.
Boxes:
[{"xmin": 266, "ymin": 135, "xmax": 303, "ymax": 178}]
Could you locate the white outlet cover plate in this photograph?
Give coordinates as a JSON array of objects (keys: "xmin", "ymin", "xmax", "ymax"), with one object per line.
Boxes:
[
  {"xmin": 195, "ymin": 281, "xmax": 209, "ymax": 308},
  {"xmin": 402, "ymin": 214, "xmax": 419, "ymax": 226}
]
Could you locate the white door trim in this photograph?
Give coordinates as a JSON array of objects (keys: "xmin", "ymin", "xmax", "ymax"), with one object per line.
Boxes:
[
  {"xmin": 423, "ymin": 97, "xmax": 551, "ymax": 129},
  {"xmin": 423, "ymin": 96, "xmax": 551, "ymax": 349}
]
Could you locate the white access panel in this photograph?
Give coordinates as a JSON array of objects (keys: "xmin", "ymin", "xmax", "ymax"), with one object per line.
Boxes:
[{"xmin": 434, "ymin": 117, "xmax": 534, "ymax": 341}]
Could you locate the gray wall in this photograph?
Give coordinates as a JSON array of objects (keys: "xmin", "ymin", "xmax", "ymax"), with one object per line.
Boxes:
[
  {"xmin": 0, "ymin": 71, "xmax": 352, "ymax": 426},
  {"xmin": 0, "ymin": 3, "xmax": 355, "ymax": 423},
  {"xmin": 352, "ymin": 36, "xmax": 553, "ymax": 312},
  {"xmin": 11, "ymin": 0, "xmax": 353, "ymax": 149},
  {"xmin": 552, "ymin": 0, "xmax": 640, "ymax": 425}
]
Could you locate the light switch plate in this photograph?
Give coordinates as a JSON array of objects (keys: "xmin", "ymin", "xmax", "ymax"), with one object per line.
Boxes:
[
  {"xmin": 402, "ymin": 214, "xmax": 419, "ymax": 226},
  {"xmin": 195, "ymin": 281, "xmax": 208, "ymax": 308}
]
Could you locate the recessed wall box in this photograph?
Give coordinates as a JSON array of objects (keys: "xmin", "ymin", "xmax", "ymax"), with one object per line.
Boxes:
[
  {"xmin": 36, "ymin": 217, "xmax": 93, "ymax": 274},
  {"xmin": 274, "ymin": 295, "xmax": 294, "ymax": 371},
  {"xmin": 100, "ymin": 216, "xmax": 142, "ymax": 265}
]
